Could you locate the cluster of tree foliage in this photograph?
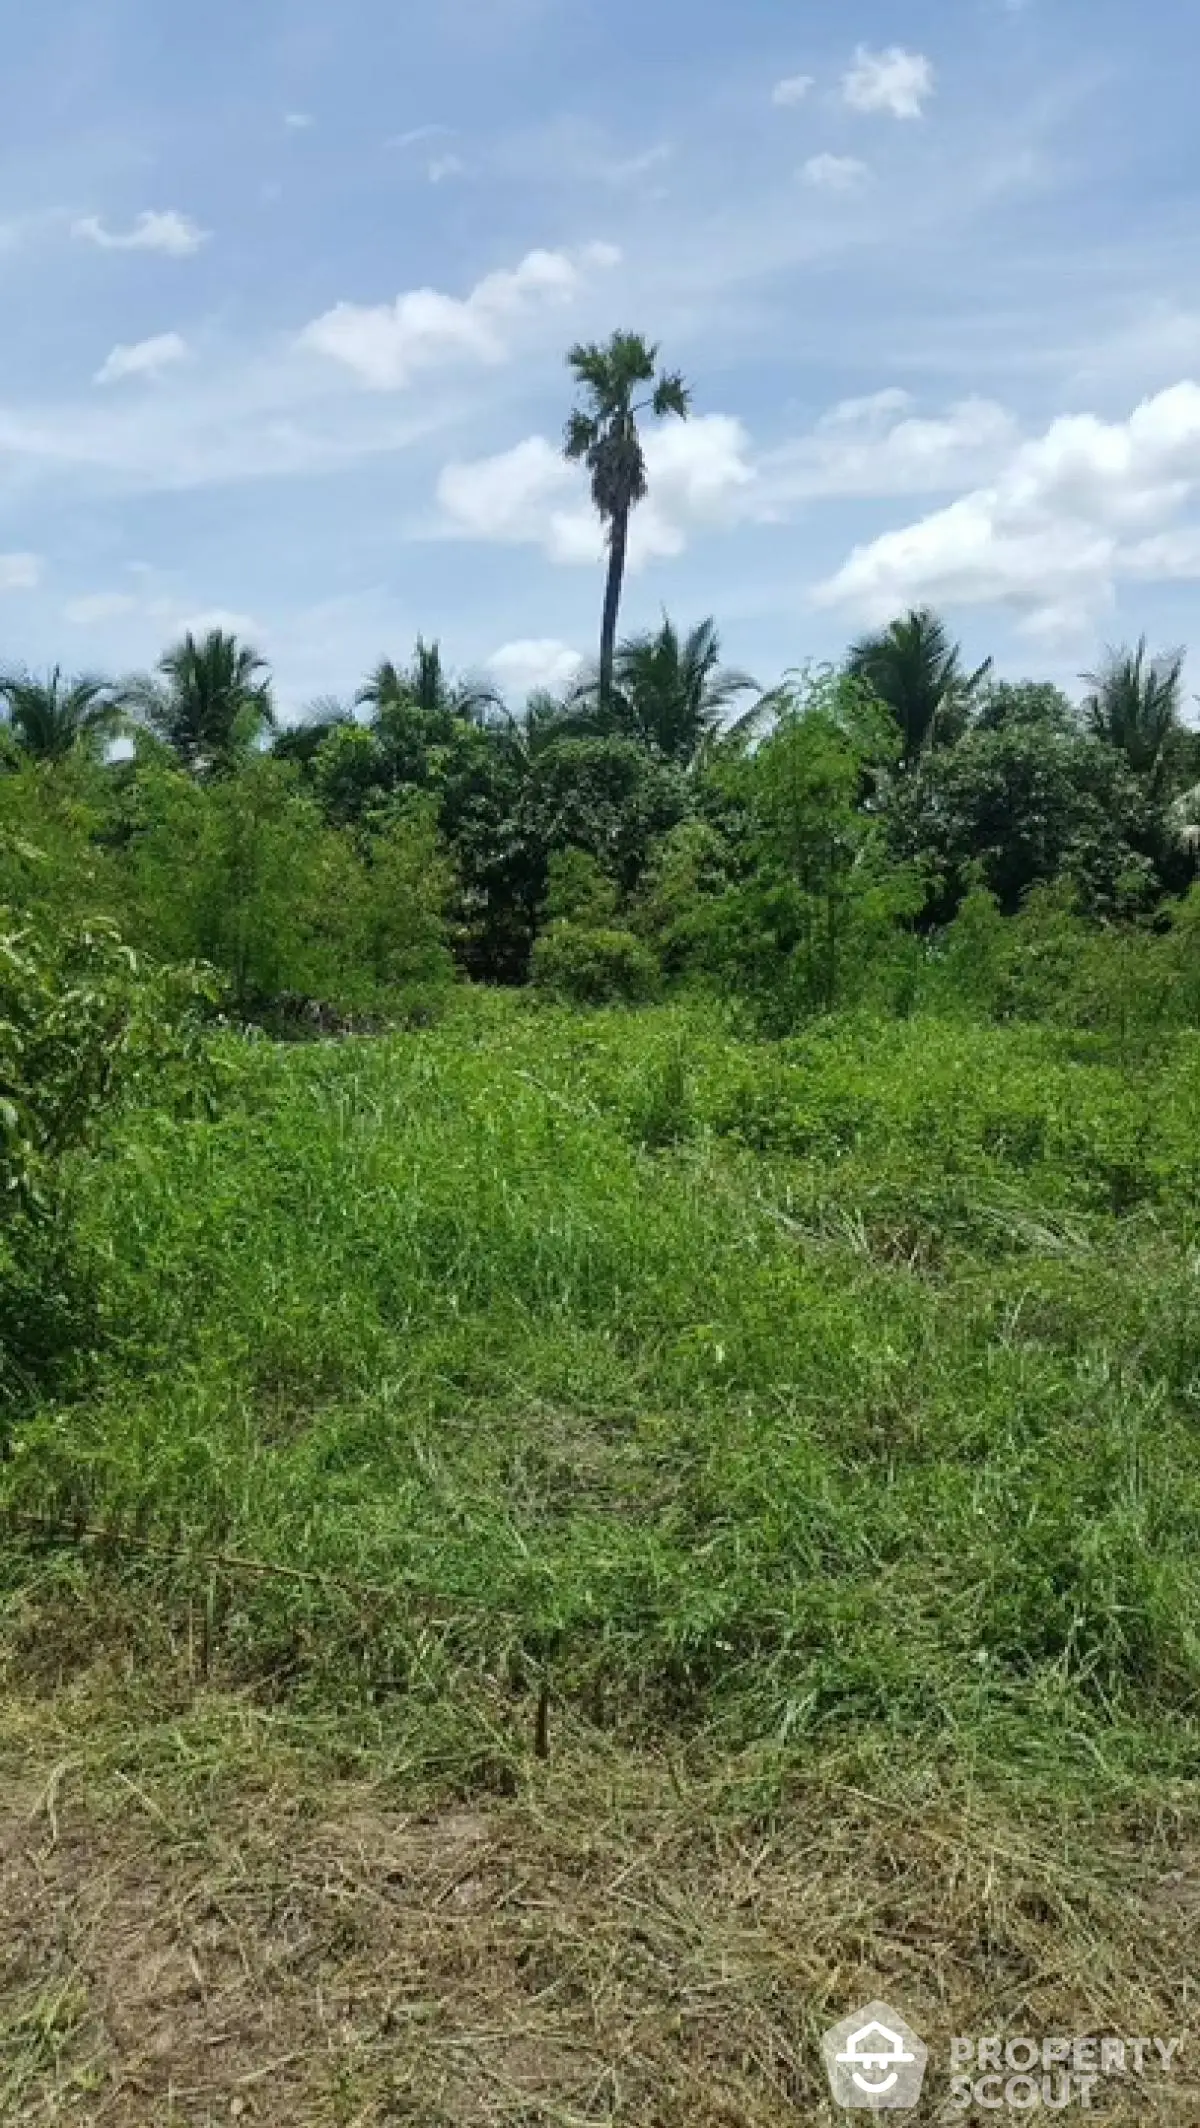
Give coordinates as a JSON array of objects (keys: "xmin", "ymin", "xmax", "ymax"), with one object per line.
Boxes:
[
  {"xmin": 4, "ymin": 324, "xmax": 1200, "ymax": 1037},
  {"xmin": 2, "ymin": 604, "xmax": 1199, "ymax": 1033}
]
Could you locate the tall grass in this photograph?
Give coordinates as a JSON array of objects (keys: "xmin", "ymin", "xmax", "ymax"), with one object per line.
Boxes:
[{"xmin": 6, "ymin": 994, "xmax": 1200, "ymax": 1785}]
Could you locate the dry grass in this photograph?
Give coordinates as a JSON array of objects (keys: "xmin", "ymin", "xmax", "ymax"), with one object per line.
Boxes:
[{"xmin": 2, "ymin": 1660, "xmax": 1198, "ymax": 2125}]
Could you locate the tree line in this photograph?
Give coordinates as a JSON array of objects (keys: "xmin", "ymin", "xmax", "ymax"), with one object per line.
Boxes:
[
  {"xmin": 3, "ymin": 326, "xmax": 1200, "ymax": 1029},
  {"xmin": 2, "ymin": 600, "xmax": 1198, "ymax": 1017}
]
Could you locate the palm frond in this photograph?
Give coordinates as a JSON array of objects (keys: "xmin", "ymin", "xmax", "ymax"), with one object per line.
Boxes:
[
  {"xmin": 126, "ymin": 629, "xmax": 274, "ymax": 774},
  {"xmin": 1081, "ymin": 636, "xmax": 1185, "ymax": 788},
  {"xmin": 0, "ymin": 665, "xmax": 124, "ymax": 762}
]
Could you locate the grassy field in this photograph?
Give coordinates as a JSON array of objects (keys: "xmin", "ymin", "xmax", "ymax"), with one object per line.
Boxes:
[{"xmin": 4, "ymin": 994, "xmax": 1200, "ymax": 2121}]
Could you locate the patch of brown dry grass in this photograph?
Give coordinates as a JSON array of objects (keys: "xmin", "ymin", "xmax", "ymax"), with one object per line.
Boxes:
[{"xmin": 2, "ymin": 1655, "xmax": 1198, "ymax": 2126}]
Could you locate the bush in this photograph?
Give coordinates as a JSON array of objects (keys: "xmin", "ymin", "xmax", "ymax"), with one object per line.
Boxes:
[
  {"xmin": 531, "ymin": 923, "xmax": 660, "ymax": 1006},
  {"xmin": 0, "ymin": 901, "xmax": 215, "ymax": 1418},
  {"xmin": 541, "ymin": 848, "xmax": 619, "ymax": 930}
]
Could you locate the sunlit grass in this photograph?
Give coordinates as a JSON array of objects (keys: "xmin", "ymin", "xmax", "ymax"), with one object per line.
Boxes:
[{"xmin": 6, "ymin": 993, "xmax": 1200, "ymax": 1785}]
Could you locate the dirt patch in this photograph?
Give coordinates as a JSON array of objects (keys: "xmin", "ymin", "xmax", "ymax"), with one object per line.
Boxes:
[{"xmin": 1, "ymin": 1688, "xmax": 1197, "ymax": 2124}]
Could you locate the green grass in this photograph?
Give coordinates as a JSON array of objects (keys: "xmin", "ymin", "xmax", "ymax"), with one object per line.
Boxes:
[{"xmin": 6, "ymin": 992, "xmax": 1200, "ymax": 1791}]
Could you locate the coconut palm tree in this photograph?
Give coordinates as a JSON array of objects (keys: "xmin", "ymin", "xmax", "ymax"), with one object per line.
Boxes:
[
  {"xmin": 0, "ymin": 666, "xmax": 125, "ymax": 763},
  {"xmin": 564, "ymin": 333, "xmax": 691, "ymax": 712},
  {"xmin": 489, "ymin": 689, "xmax": 574, "ymax": 763},
  {"xmin": 356, "ymin": 638, "xmax": 501, "ymax": 729},
  {"xmin": 1080, "ymin": 638, "xmax": 1186, "ymax": 797},
  {"xmin": 567, "ymin": 615, "xmax": 760, "ymax": 768},
  {"xmin": 126, "ymin": 630, "xmax": 274, "ymax": 776},
  {"xmin": 847, "ymin": 608, "xmax": 992, "ymax": 769},
  {"xmin": 270, "ymin": 697, "xmax": 355, "ymax": 770}
]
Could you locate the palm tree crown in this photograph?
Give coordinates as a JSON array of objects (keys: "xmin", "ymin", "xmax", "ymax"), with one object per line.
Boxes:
[
  {"xmin": 1081, "ymin": 637, "xmax": 1185, "ymax": 795},
  {"xmin": 127, "ymin": 630, "xmax": 274, "ymax": 775},
  {"xmin": 270, "ymin": 697, "xmax": 355, "ymax": 770},
  {"xmin": 356, "ymin": 638, "xmax": 501, "ymax": 730},
  {"xmin": 847, "ymin": 607, "xmax": 992, "ymax": 769},
  {"xmin": 564, "ymin": 332, "xmax": 691, "ymax": 710},
  {"xmin": 0, "ymin": 666, "xmax": 124, "ymax": 763},
  {"xmin": 570, "ymin": 615, "xmax": 759, "ymax": 768}
]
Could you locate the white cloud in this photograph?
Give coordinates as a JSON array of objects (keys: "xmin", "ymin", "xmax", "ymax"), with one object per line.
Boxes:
[
  {"xmin": 801, "ymin": 154, "xmax": 871, "ymax": 192},
  {"xmin": 437, "ymin": 435, "xmax": 569, "ymax": 544},
  {"xmin": 179, "ymin": 607, "xmax": 263, "ymax": 639},
  {"xmin": 842, "ymin": 45, "xmax": 935, "ymax": 120},
  {"xmin": 487, "ymin": 638, "xmax": 584, "ymax": 697},
  {"xmin": 773, "ymin": 74, "xmax": 815, "ymax": 107},
  {"xmin": 630, "ymin": 415, "xmax": 758, "ymax": 563},
  {"xmin": 813, "ymin": 379, "xmax": 1200, "ymax": 640},
  {"xmin": 284, "ymin": 112, "xmax": 314, "ymax": 129},
  {"xmin": 64, "ymin": 591, "xmax": 139, "ymax": 624},
  {"xmin": 760, "ymin": 391, "xmax": 1020, "ymax": 505},
  {"xmin": 436, "ymin": 414, "xmax": 756, "ymax": 568},
  {"xmin": 300, "ymin": 242, "xmax": 619, "ymax": 389},
  {"xmin": 602, "ymin": 143, "xmax": 672, "ymax": 186},
  {"xmin": 72, "ymin": 210, "xmax": 210, "ymax": 256},
  {"xmin": 95, "ymin": 332, "xmax": 190, "ymax": 386},
  {"xmin": 428, "ymin": 154, "xmax": 466, "ymax": 183},
  {"xmin": 0, "ymin": 554, "xmax": 41, "ymax": 592},
  {"xmin": 438, "ymin": 395, "xmax": 1007, "ymax": 579},
  {"xmin": 390, "ymin": 124, "xmax": 453, "ymax": 149}
]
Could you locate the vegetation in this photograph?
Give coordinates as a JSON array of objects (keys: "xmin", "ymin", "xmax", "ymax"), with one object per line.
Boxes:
[
  {"xmin": 0, "ymin": 665, "xmax": 125, "ymax": 764},
  {"xmin": 564, "ymin": 331, "xmax": 691, "ymax": 708},
  {"xmin": 125, "ymin": 627, "xmax": 276, "ymax": 777},
  {"xmin": 847, "ymin": 603, "xmax": 992, "ymax": 768},
  {"xmin": 5, "ymin": 334, "xmax": 1200, "ymax": 2121}
]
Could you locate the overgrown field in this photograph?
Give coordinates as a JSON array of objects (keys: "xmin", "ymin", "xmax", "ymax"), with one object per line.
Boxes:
[{"xmin": 5, "ymin": 996, "xmax": 1200, "ymax": 2120}]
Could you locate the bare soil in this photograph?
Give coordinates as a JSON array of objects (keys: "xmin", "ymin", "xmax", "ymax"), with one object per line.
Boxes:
[{"xmin": 2, "ymin": 1664, "xmax": 1197, "ymax": 2124}]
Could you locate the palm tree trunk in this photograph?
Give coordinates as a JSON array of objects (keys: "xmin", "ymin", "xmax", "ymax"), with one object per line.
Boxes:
[{"xmin": 600, "ymin": 510, "xmax": 629, "ymax": 712}]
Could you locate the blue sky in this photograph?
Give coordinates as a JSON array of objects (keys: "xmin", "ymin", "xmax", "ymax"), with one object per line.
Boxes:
[{"xmin": 3, "ymin": 0, "xmax": 1200, "ymax": 714}]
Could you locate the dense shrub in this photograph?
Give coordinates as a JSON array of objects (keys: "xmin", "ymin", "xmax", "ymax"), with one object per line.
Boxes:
[
  {"xmin": 531, "ymin": 923, "xmax": 660, "ymax": 1005},
  {"xmin": 0, "ymin": 899, "xmax": 215, "ymax": 1417}
]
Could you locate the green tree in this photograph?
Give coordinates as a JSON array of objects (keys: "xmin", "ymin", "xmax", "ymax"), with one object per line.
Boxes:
[
  {"xmin": 711, "ymin": 669, "xmax": 922, "ymax": 1028},
  {"xmin": 492, "ymin": 690, "xmax": 574, "ymax": 762},
  {"xmin": 522, "ymin": 737, "xmax": 690, "ymax": 898},
  {"xmin": 974, "ymin": 680, "xmax": 1079, "ymax": 736},
  {"xmin": 126, "ymin": 630, "xmax": 275, "ymax": 776},
  {"xmin": 0, "ymin": 760, "xmax": 123, "ymax": 932},
  {"xmin": 338, "ymin": 800, "xmax": 454, "ymax": 1010},
  {"xmin": 886, "ymin": 722, "xmax": 1160, "ymax": 918},
  {"xmin": 564, "ymin": 332, "xmax": 690, "ymax": 711},
  {"xmin": 1080, "ymin": 637, "xmax": 1186, "ymax": 798},
  {"xmin": 847, "ymin": 607, "xmax": 992, "ymax": 769},
  {"xmin": 541, "ymin": 847, "xmax": 619, "ymax": 929},
  {"xmin": 357, "ymin": 638, "xmax": 501, "ymax": 730},
  {"xmin": 0, "ymin": 892, "xmax": 214, "ymax": 1415},
  {"xmin": 128, "ymin": 757, "xmax": 338, "ymax": 1008},
  {"xmin": 270, "ymin": 698, "xmax": 354, "ymax": 771},
  {"xmin": 633, "ymin": 817, "xmax": 739, "ymax": 978},
  {"xmin": 569, "ymin": 615, "xmax": 759, "ymax": 767},
  {"xmin": 0, "ymin": 667, "xmax": 124, "ymax": 764}
]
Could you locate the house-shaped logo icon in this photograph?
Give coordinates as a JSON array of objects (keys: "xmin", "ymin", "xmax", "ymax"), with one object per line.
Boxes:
[{"xmin": 821, "ymin": 2001, "xmax": 928, "ymax": 2111}]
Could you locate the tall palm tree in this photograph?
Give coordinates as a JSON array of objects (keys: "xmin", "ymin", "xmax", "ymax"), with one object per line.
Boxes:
[
  {"xmin": 847, "ymin": 607, "xmax": 992, "ymax": 769},
  {"xmin": 356, "ymin": 638, "xmax": 500, "ymax": 728},
  {"xmin": 0, "ymin": 666, "xmax": 125, "ymax": 763},
  {"xmin": 126, "ymin": 630, "xmax": 274, "ymax": 775},
  {"xmin": 568, "ymin": 615, "xmax": 759, "ymax": 768},
  {"xmin": 564, "ymin": 333, "xmax": 691, "ymax": 713},
  {"xmin": 1080, "ymin": 637, "xmax": 1185, "ymax": 797}
]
